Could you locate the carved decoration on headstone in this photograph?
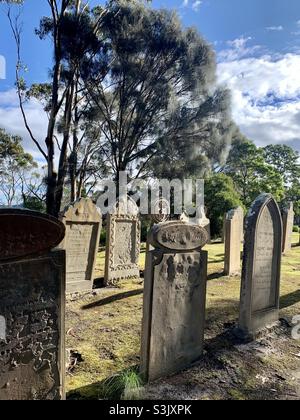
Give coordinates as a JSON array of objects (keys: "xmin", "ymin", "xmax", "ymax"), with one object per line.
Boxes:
[
  {"xmin": 104, "ymin": 196, "xmax": 141, "ymax": 285},
  {"xmin": 0, "ymin": 210, "xmax": 65, "ymax": 400},
  {"xmin": 141, "ymin": 221, "xmax": 208, "ymax": 382}
]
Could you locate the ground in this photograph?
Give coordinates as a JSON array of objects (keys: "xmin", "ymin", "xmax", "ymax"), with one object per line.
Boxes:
[{"xmin": 65, "ymin": 234, "xmax": 300, "ymax": 400}]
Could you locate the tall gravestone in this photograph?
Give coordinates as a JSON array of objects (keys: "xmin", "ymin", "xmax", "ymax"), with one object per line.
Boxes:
[
  {"xmin": 60, "ymin": 198, "xmax": 102, "ymax": 293},
  {"xmin": 141, "ymin": 221, "xmax": 209, "ymax": 382},
  {"xmin": 0, "ymin": 209, "xmax": 66, "ymax": 400},
  {"xmin": 224, "ymin": 207, "xmax": 244, "ymax": 276},
  {"xmin": 282, "ymin": 202, "xmax": 294, "ymax": 254},
  {"xmin": 239, "ymin": 194, "xmax": 282, "ymax": 339},
  {"xmin": 105, "ymin": 197, "xmax": 141, "ymax": 285}
]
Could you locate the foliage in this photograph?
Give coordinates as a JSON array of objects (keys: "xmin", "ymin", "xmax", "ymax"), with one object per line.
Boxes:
[
  {"xmin": 263, "ymin": 144, "xmax": 300, "ymax": 217},
  {"xmin": 223, "ymin": 134, "xmax": 285, "ymax": 208},
  {"xmin": 101, "ymin": 368, "xmax": 143, "ymax": 400},
  {"xmin": 0, "ymin": 128, "xmax": 43, "ymax": 207},
  {"xmin": 205, "ymin": 173, "xmax": 243, "ymax": 237},
  {"xmin": 85, "ymin": 0, "xmax": 232, "ymax": 181}
]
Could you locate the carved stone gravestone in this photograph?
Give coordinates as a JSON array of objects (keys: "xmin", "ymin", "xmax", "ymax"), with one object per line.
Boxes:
[
  {"xmin": 239, "ymin": 194, "xmax": 282, "ymax": 339},
  {"xmin": 60, "ymin": 198, "xmax": 102, "ymax": 293},
  {"xmin": 104, "ymin": 197, "xmax": 141, "ymax": 285},
  {"xmin": 224, "ymin": 207, "xmax": 244, "ymax": 276},
  {"xmin": 0, "ymin": 209, "xmax": 66, "ymax": 400},
  {"xmin": 282, "ymin": 202, "xmax": 294, "ymax": 254},
  {"xmin": 141, "ymin": 221, "xmax": 208, "ymax": 382},
  {"xmin": 180, "ymin": 205, "xmax": 211, "ymax": 243}
]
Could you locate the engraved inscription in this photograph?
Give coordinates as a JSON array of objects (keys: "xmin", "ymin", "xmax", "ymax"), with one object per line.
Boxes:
[
  {"xmin": 114, "ymin": 221, "xmax": 136, "ymax": 266},
  {"xmin": 253, "ymin": 206, "xmax": 276, "ymax": 312},
  {"xmin": 0, "ymin": 253, "xmax": 64, "ymax": 400},
  {"xmin": 65, "ymin": 222, "xmax": 96, "ymax": 280}
]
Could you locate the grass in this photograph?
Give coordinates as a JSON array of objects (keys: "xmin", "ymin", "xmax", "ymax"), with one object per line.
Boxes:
[{"xmin": 66, "ymin": 233, "xmax": 300, "ymax": 400}]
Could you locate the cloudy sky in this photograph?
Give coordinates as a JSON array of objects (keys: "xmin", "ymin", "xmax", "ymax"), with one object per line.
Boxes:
[{"xmin": 0, "ymin": 0, "xmax": 299, "ymax": 162}]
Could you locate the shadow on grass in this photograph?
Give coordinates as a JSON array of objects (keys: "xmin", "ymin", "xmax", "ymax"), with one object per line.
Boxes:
[
  {"xmin": 82, "ymin": 289, "xmax": 144, "ymax": 310},
  {"xmin": 67, "ymin": 365, "xmax": 141, "ymax": 401},
  {"xmin": 280, "ymin": 289, "xmax": 300, "ymax": 309},
  {"xmin": 208, "ymin": 258, "xmax": 224, "ymax": 265},
  {"xmin": 207, "ymin": 271, "xmax": 226, "ymax": 281}
]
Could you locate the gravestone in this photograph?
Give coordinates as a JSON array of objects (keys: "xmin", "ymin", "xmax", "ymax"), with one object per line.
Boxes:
[
  {"xmin": 282, "ymin": 202, "xmax": 294, "ymax": 254},
  {"xmin": 146, "ymin": 198, "xmax": 171, "ymax": 254},
  {"xmin": 105, "ymin": 197, "xmax": 141, "ymax": 285},
  {"xmin": 239, "ymin": 194, "xmax": 282, "ymax": 339},
  {"xmin": 180, "ymin": 205, "xmax": 211, "ymax": 242},
  {"xmin": 0, "ymin": 209, "xmax": 66, "ymax": 400},
  {"xmin": 221, "ymin": 213, "xmax": 226, "ymax": 243},
  {"xmin": 60, "ymin": 198, "xmax": 102, "ymax": 293},
  {"xmin": 224, "ymin": 207, "xmax": 244, "ymax": 276},
  {"xmin": 141, "ymin": 221, "xmax": 208, "ymax": 382}
]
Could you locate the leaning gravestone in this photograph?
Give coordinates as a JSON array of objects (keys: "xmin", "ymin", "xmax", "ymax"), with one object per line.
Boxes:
[
  {"xmin": 282, "ymin": 202, "xmax": 294, "ymax": 254},
  {"xmin": 141, "ymin": 221, "xmax": 209, "ymax": 382},
  {"xmin": 224, "ymin": 207, "xmax": 244, "ymax": 276},
  {"xmin": 0, "ymin": 209, "xmax": 66, "ymax": 400},
  {"xmin": 104, "ymin": 197, "xmax": 141, "ymax": 285},
  {"xmin": 239, "ymin": 194, "xmax": 282, "ymax": 339},
  {"xmin": 60, "ymin": 198, "xmax": 102, "ymax": 293}
]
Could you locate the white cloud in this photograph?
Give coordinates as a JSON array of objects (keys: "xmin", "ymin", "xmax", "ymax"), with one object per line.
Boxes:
[
  {"xmin": 182, "ymin": 0, "xmax": 189, "ymax": 7},
  {"xmin": 0, "ymin": 89, "xmax": 48, "ymax": 162},
  {"xmin": 266, "ymin": 26, "xmax": 283, "ymax": 31},
  {"xmin": 217, "ymin": 46, "xmax": 300, "ymax": 151},
  {"xmin": 297, "ymin": 20, "xmax": 300, "ymax": 27},
  {"xmin": 0, "ymin": 56, "xmax": 5, "ymax": 80},
  {"xmin": 218, "ymin": 36, "xmax": 263, "ymax": 62},
  {"xmin": 192, "ymin": 0, "xmax": 202, "ymax": 11}
]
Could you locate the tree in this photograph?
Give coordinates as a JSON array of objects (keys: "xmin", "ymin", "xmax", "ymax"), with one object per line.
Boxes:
[
  {"xmin": 6, "ymin": 0, "xmax": 104, "ymax": 216},
  {"xmin": 85, "ymin": 0, "xmax": 232, "ymax": 183},
  {"xmin": 205, "ymin": 173, "xmax": 243, "ymax": 237},
  {"xmin": 223, "ymin": 135, "xmax": 285, "ymax": 208},
  {"xmin": 0, "ymin": 128, "xmax": 42, "ymax": 207},
  {"xmin": 263, "ymin": 144, "xmax": 300, "ymax": 217}
]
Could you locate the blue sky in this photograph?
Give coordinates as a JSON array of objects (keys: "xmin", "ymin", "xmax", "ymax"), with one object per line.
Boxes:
[{"xmin": 0, "ymin": 0, "xmax": 300, "ymax": 159}]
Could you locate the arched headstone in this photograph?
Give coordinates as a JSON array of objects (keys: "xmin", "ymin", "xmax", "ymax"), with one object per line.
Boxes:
[
  {"xmin": 239, "ymin": 194, "xmax": 282, "ymax": 339},
  {"xmin": 60, "ymin": 198, "xmax": 102, "ymax": 293}
]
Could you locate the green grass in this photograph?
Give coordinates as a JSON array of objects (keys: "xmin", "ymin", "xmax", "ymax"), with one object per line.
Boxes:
[{"xmin": 66, "ymin": 233, "xmax": 300, "ymax": 400}]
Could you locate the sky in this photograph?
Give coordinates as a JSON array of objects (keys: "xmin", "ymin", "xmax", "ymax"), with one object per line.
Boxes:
[{"xmin": 0, "ymin": 0, "xmax": 300, "ymax": 162}]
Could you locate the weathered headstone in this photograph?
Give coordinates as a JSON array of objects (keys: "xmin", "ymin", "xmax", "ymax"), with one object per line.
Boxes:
[
  {"xmin": 224, "ymin": 207, "xmax": 244, "ymax": 276},
  {"xmin": 105, "ymin": 197, "xmax": 141, "ymax": 285},
  {"xmin": 282, "ymin": 202, "xmax": 294, "ymax": 254},
  {"xmin": 180, "ymin": 205, "xmax": 211, "ymax": 242},
  {"xmin": 60, "ymin": 198, "xmax": 102, "ymax": 293},
  {"xmin": 0, "ymin": 209, "xmax": 66, "ymax": 400},
  {"xmin": 221, "ymin": 213, "xmax": 226, "ymax": 243},
  {"xmin": 141, "ymin": 221, "xmax": 208, "ymax": 382},
  {"xmin": 239, "ymin": 194, "xmax": 282, "ymax": 339}
]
